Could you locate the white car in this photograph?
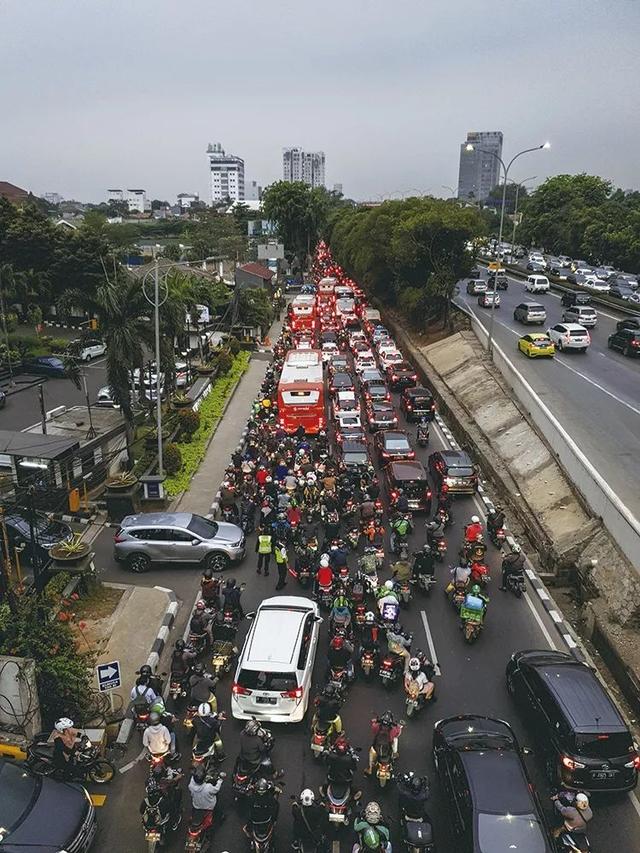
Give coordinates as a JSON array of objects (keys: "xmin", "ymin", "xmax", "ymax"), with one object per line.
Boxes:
[
  {"xmin": 379, "ymin": 350, "xmax": 403, "ymax": 370},
  {"xmin": 581, "ymin": 278, "xmax": 610, "ymax": 293},
  {"xmin": 335, "ymin": 410, "xmax": 363, "ymax": 433},
  {"xmin": 95, "ymin": 385, "xmax": 119, "ymax": 408},
  {"xmin": 354, "ymin": 354, "xmax": 376, "ymax": 374},
  {"xmin": 321, "ymin": 341, "xmax": 339, "ymax": 362},
  {"xmin": 562, "ymin": 306, "xmax": 597, "ymax": 327},
  {"xmin": 525, "ymin": 275, "xmax": 550, "ymax": 293},
  {"xmin": 231, "ymin": 595, "xmax": 322, "ymax": 723},
  {"xmin": 70, "ymin": 339, "xmax": 107, "ymax": 361},
  {"xmin": 547, "ymin": 323, "xmax": 591, "ymax": 352},
  {"xmin": 333, "ymin": 390, "xmax": 360, "ymax": 416},
  {"xmin": 528, "ymin": 255, "xmax": 546, "ymax": 269}
]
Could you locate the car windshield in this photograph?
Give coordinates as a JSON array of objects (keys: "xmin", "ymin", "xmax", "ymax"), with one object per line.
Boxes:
[
  {"xmin": 448, "ymin": 465, "xmax": 474, "ymax": 477},
  {"xmin": 386, "ymin": 438, "xmax": 409, "ymax": 449},
  {"xmin": 344, "ymin": 452, "xmax": 369, "ymax": 465},
  {"xmin": 236, "ymin": 669, "xmax": 297, "ymax": 692},
  {"xmin": 0, "ymin": 761, "xmax": 37, "ymax": 828},
  {"xmin": 477, "ymin": 812, "xmax": 547, "ymax": 853},
  {"xmin": 574, "ymin": 732, "xmax": 633, "ymax": 759},
  {"xmin": 187, "ymin": 516, "xmax": 219, "ymax": 539}
]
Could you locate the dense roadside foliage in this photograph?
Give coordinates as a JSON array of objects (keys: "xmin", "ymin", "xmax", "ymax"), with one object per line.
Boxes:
[
  {"xmin": 518, "ymin": 174, "xmax": 640, "ymax": 271},
  {"xmin": 328, "ymin": 197, "xmax": 484, "ymax": 328}
]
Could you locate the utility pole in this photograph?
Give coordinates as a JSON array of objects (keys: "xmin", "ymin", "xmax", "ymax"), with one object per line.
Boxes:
[
  {"xmin": 142, "ymin": 259, "xmax": 167, "ymax": 479},
  {"xmin": 38, "ymin": 383, "xmax": 47, "ymax": 434},
  {"xmin": 0, "ymin": 269, "xmax": 14, "ymax": 385}
]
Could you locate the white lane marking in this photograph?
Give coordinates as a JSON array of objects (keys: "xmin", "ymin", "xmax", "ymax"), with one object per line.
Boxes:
[
  {"xmin": 523, "ymin": 591, "xmax": 558, "ymax": 650},
  {"xmin": 420, "ymin": 611, "xmax": 441, "ymax": 675},
  {"xmin": 548, "ymin": 610, "xmax": 562, "ymax": 623},
  {"xmin": 119, "ymin": 749, "xmax": 146, "ymax": 773},
  {"xmin": 551, "ymin": 358, "xmax": 640, "ymax": 418}
]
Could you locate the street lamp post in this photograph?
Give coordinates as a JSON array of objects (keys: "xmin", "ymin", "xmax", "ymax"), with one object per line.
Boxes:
[
  {"xmin": 508, "ymin": 176, "xmax": 537, "ymax": 263},
  {"xmin": 465, "ymin": 142, "xmax": 550, "ymax": 356}
]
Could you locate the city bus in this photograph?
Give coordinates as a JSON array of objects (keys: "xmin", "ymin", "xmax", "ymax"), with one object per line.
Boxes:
[
  {"xmin": 318, "ymin": 277, "xmax": 337, "ymax": 299},
  {"xmin": 277, "ymin": 349, "xmax": 326, "ymax": 434},
  {"xmin": 288, "ymin": 295, "xmax": 317, "ymax": 333}
]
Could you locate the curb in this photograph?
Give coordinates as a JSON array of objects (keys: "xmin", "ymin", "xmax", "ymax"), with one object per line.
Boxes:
[
  {"xmin": 51, "ymin": 511, "xmax": 97, "ymax": 525},
  {"xmin": 115, "ymin": 586, "xmax": 179, "ymax": 746}
]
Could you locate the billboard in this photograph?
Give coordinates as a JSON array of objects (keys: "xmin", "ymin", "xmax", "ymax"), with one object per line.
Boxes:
[{"xmin": 257, "ymin": 242, "xmax": 284, "ymax": 260}]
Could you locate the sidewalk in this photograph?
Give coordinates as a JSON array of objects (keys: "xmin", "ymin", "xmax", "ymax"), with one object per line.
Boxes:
[{"xmin": 175, "ymin": 317, "xmax": 284, "ymax": 516}]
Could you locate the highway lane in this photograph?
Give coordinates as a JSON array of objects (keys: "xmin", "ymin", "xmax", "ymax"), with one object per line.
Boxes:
[
  {"xmin": 88, "ymin": 372, "xmax": 640, "ymax": 852},
  {"xmin": 455, "ymin": 271, "xmax": 640, "ymax": 523}
]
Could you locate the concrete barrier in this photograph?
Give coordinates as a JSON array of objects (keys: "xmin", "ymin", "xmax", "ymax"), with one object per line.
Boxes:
[{"xmin": 464, "ymin": 306, "xmax": 640, "ymax": 571}]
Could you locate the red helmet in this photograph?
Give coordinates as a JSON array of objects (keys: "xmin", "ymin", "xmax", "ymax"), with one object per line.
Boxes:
[
  {"xmin": 330, "ymin": 635, "xmax": 344, "ymax": 650},
  {"xmin": 334, "ymin": 737, "xmax": 349, "ymax": 754}
]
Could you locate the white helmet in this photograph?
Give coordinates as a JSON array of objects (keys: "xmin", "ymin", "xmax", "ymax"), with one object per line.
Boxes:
[
  {"xmin": 384, "ymin": 580, "xmax": 394, "ymax": 591},
  {"xmin": 365, "ymin": 611, "xmax": 375, "ymax": 624},
  {"xmin": 364, "ymin": 801, "xmax": 382, "ymax": 824},
  {"xmin": 320, "ymin": 554, "xmax": 330, "ymax": 567},
  {"xmin": 306, "ymin": 473, "xmax": 317, "ymax": 484},
  {"xmin": 55, "ymin": 717, "xmax": 74, "ymax": 733},
  {"xmin": 575, "ymin": 793, "xmax": 590, "ymax": 810},
  {"xmin": 198, "ymin": 702, "xmax": 212, "ymax": 717},
  {"xmin": 300, "ymin": 789, "xmax": 315, "ymax": 806},
  {"xmin": 513, "ymin": 543, "xmax": 522, "ymax": 553},
  {"xmin": 471, "ymin": 515, "xmax": 480, "ymax": 524},
  {"xmin": 409, "ymin": 657, "xmax": 421, "ymax": 672}
]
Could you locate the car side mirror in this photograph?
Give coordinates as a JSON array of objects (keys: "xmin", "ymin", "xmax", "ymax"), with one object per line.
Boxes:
[
  {"xmin": 521, "ymin": 746, "xmax": 534, "ymax": 756},
  {"xmin": 191, "ymin": 539, "xmax": 199, "ymax": 546},
  {"xmin": 314, "ymin": 616, "xmax": 323, "ymax": 624},
  {"xmin": 245, "ymin": 612, "xmax": 256, "ymax": 620}
]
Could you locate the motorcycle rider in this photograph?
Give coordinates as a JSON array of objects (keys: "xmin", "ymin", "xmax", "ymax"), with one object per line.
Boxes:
[
  {"xmin": 397, "ymin": 771, "xmax": 430, "ymax": 821},
  {"xmin": 291, "ymin": 789, "xmax": 328, "ymax": 851},
  {"xmin": 194, "ymin": 703, "xmax": 225, "ymax": 761},
  {"xmin": 327, "ymin": 634, "xmax": 355, "ymax": 682},
  {"xmin": 329, "ymin": 541, "xmax": 349, "ymax": 575},
  {"xmin": 314, "ymin": 682, "xmax": 343, "ymax": 735},
  {"xmin": 239, "ymin": 719, "xmax": 281, "ymax": 778},
  {"xmin": 138, "ymin": 663, "xmax": 163, "ymax": 696},
  {"xmin": 330, "ymin": 591, "xmax": 353, "ymax": 636},
  {"xmin": 487, "ymin": 505, "xmax": 505, "ymax": 536},
  {"xmin": 552, "ymin": 791, "xmax": 593, "ymax": 838},
  {"xmin": 395, "ymin": 489, "xmax": 410, "ymax": 514},
  {"xmin": 464, "ymin": 515, "xmax": 483, "ymax": 543},
  {"xmin": 211, "ymin": 610, "xmax": 237, "ymax": 644},
  {"xmin": 404, "ymin": 656, "xmax": 435, "ymax": 702},
  {"xmin": 142, "ymin": 711, "xmax": 173, "ymax": 760},
  {"xmin": 52, "ymin": 718, "xmax": 82, "ymax": 778},
  {"xmin": 448, "ymin": 560, "xmax": 471, "ymax": 592},
  {"xmin": 385, "ymin": 622, "xmax": 412, "ymax": 671},
  {"xmin": 139, "ymin": 786, "xmax": 180, "ymax": 836},
  {"xmin": 392, "ymin": 555, "xmax": 412, "ymax": 585},
  {"xmin": 353, "ymin": 801, "xmax": 392, "ymax": 852},
  {"xmin": 247, "ymin": 777, "xmax": 281, "ymax": 832},
  {"xmin": 360, "ymin": 611, "xmax": 380, "ymax": 655},
  {"xmin": 323, "ymin": 736, "xmax": 360, "ymax": 795},
  {"xmin": 130, "ymin": 674, "xmax": 158, "ymax": 706},
  {"xmin": 500, "ymin": 544, "xmax": 525, "ymax": 591},
  {"xmin": 377, "ymin": 580, "xmax": 399, "ymax": 620},
  {"xmin": 417, "ymin": 417, "xmax": 429, "ymax": 443},
  {"xmin": 366, "ymin": 712, "xmax": 403, "ymax": 776},
  {"xmin": 315, "ymin": 554, "xmax": 334, "ymax": 598},
  {"xmin": 190, "ymin": 600, "xmax": 213, "ymax": 645},
  {"xmin": 170, "ymin": 639, "xmax": 197, "ymax": 690},
  {"xmin": 390, "ymin": 512, "xmax": 411, "ymax": 555},
  {"xmin": 189, "ymin": 663, "xmax": 218, "ymax": 712},
  {"xmin": 200, "ymin": 568, "xmax": 221, "ymax": 609},
  {"xmin": 412, "ymin": 544, "xmax": 435, "ymax": 579},
  {"xmin": 461, "ymin": 584, "xmax": 489, "ymax": 625},
  {"xmin": 221, "ymin": 578, "xmax": 244, "ymax": 620},
  {"xmin": 188, "ymin": 764, "xmax": 224, "ymax": 822}
]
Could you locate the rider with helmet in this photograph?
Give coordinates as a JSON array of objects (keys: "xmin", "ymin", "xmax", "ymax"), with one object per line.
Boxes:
[
  {"xmin": 464, "ymin": 515, "xmax": 483, "ymax": 543},
  {"xmin": 314, "ymin": 683, "xmax": 343, "ymax": 734},
  {"xmin": 189, "ymin": 662, "xmax": 218, "ymax": 712},
  {"xmin": 323, "ymin": 736, "xmax": 360, "ymax": 793},
  {"xmin": 200, "ymin": 568, "xmax": 221, "ymax": 609},
  {"xmin": 142, "ymin": 711, "xmax": 172, "ymax": 759},
  {"xmin": 366, "ymin": 712, "xmax": 403, "ymax": 777},
  {"xmin": 327, "ymin": 634, "xmax": 354, "ymax": 681},
  {"xmin": 397, "ymin": 771, "xmax": 430, "ymax": 820},
  {"xmin": 360, "ymin": 611, "xmax": 380, "ymax": 654},
  {"xmin": 353, "ymin": 801, "xmax": 392, "ymax": 853},
  {"xmin": 487, "ymin": 505, "xmax": 506, "ymax": 535},
  {"xmin": 137, "ymin": 663, "xmax": 163, "ymax": 696},
  {"xmin": 188, "ymin": 764, "xmax": 224, "ymax": 821},
  {"xmin": 221, "ymin": 578, "xmax": 244, "ymax": 619},
  {"xmin": 552, "ymin": 791, "xmax": 593, "ymax": 838},
  {"xmin": 330, "ymin": 591, "xmax": 353, "ymax": 636},
  {"xmin": 239, "ymin": 719, "xmax": 279, "ymax": 777},
  {"xmin": 500, "ymin": 543, "xmax": 525, "ymax": 590},
  {"xmin": 52, "ymin": 718, "xmax": 81, "ymax": 778},
  {"xmin": 412, "ymin": 543, "xmax": 435, "ymax": 579},
  {"xmin": 171, "ymin": 639, "xmax": 197, "ymax": 682},
  {"xmin": 193, "ymin": 703, "xmax": 225, "ymax": 761},
  {"xmin": 315, "ymin": 554, "xmax": 334, "ymax": 597},
  {"xmin": 291, "ymin": 789, "xmax": 328, "ymax": 851},
  {"xmin": 404, "ymin": 656, "xmax": 435, "ymax": 702}
]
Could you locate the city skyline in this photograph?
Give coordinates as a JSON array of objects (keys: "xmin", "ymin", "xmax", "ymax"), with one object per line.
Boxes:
[{"xmin": 2, "ymin": 1, "xmax": 639, "ymax": 201}]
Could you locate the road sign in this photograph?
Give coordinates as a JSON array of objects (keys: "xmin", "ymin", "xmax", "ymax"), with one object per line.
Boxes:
[{"xmin": 96, "ymin": 660, "xmax": 121, "ymax": 693}]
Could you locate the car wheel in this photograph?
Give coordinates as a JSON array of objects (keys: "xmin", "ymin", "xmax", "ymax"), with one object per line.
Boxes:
[
  {"xmin": 127, "ymin": 552, "xmax": 151, "ymax": 573},
  {"xmin": 624, "ymin": 345, "xmax": 632, "ymax": 357},
  {"xmin": 557, "ymin": 341, "xmax": 563, "ymax": 351},
  {"xmin": 607, "ymin": 338, "xmax": 613, "ymax": 350},
  {"xmin": 205, "ymin": 552, "xmax": 230, "ymax": 573},
  {"xmin": 89, "ymin": 759, "xmax": 115, "ymax": 783},
  {"xmin": 85, "ymin": 353, "xmax": 92, "ymax": 362}
]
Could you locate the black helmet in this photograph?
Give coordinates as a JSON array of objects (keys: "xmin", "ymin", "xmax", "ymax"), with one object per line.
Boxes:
[
  {"xmin": 226, "ymin": 578, "xmax": 236, "ymax": 589},
  {"xmin": 422, "ymin": 543, "xmax": 429, "ymax": 552},
  {"xmin": 323, "ymin": 683, "xmax": 336, "ymax": 698},
  {"xmin": 410, "ymin": 775, "xmax": 424, "ymax": 794},
  {"xmin": 152, "ymin": 763, "xmax": 166, "ymax": 779},
  {"xmin": 139, "ymin": 664, "xmax": 152, "ymax": 677},
  {"xmin": 203, "ymin": 568, "xmax": 213, "ymax": 580},
  {"xmin": 147, "ymin": 789, "xmax": 162, "ymax": 806},
  {"xmin": 192, "ymin": 766, "xmax": 206, "ymax": 785},
  {"xmin": 175, "ymin": 639, "xmax": 185, "ymax": 651},
  {"xmin": 193, "ymin": 662, "xmax": 204, "ymax": 676},
  {"xmin": 255, "ymin": 778, "xmax": 269, "ymax": 795},
  {"xmin": 380, "ymin": 711, "xmax": 394, "ymax": 727}
]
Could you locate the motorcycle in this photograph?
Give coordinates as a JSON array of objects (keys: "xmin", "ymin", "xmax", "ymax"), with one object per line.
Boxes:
[
  {"xmin": 169, "ymin": 672, "xmax": 189, "ymax": 704},
  {"xmin": 435, "ymin": 505, "xmax": 452, "ymax": 529},
  {"xmin": 184, "ymin": 807, "xmax": 216, "ymax": 852},
  {"xmin": 430, "ymin": 536, "xmax": 447, "ymax": 563},
  {"xmin": 290, "ymin": 563, "xmax": 312, "ymax": 589},
  {"xmin": 134, "ymin": 701, "xmax": 151, "ymax": 731},
  {"xmin": 417, "ymin": 425, "xmax": 429, "ymax": 447},
  {"xmin": 553, "ymin": 791, "xmax": 591, "ymax": 853},
  {"xmin": 460, "ymin": 604, "xmax": 485, "ymax": 644},
  {"xmin": 400, "ymin": 809, "xmax": 435, "ymax": 852},
  {"xmin": 505, "ymin": 568, "xmax": 526, "ymax": 597},
  {"xmin": 345, "ymin": 527, "xmax": 361, "ymax": 551},
  {"xmin": 397, "ymin": 579, "xmax": 412, "ymax": 608},
  {"xmin": 142, "ymin": 798, "xmax": 179, "ymax": 853},
  {"xmin": 187, "ymin": 630, "xmax": 208, "ymax": 656},
  {"xmin": 415, "ymin": 572, "xmax": 436, "ymax": 596},
  {"xmin": 404, "ymin": 678, "xmax": 431, "ymax": 718},
  {"xmin": 232, "ymin": 734, "xmax": 276, "ymax": 799},
  {"xmin": 240, "ymin": 512, "xmax": 256, "ymax": 535},
  {"xmin": 317, "ymin": 581, "xmax": 334, "ymax": 610},
  {"xmin": 243, "ymin": 785, "xmax": 281, "ymax": 853},
  {"xmin": 373, "ymin": 736, "xmax": 397, "ymax": 788},
  {"xmin": 322, "ymin": 779, "xmax": 361, "ymax": 829},
  {"xmin": 359, "ymin": 647, "xmax": 378, "ymax": 680},
  {"xmin": 470, "ymin": 562, "xmax": 491, "ymax": 588},
  {"xmin": 488, "ymin": 525, "xmax": 506, "ymax": 547},
  {"xmin": 327, "ymin": 665, "xmax": 353, "ymax": 692},
  {"xmin": 210, "ymin": 640, "xmax": 237, "ymax": 678},
  {"xmin": 26, "ymin": 733, "xmax": 115, "ymax": 784},
  {"xmin": 378, "ymin": 651, "xmax": 405, "ymax": 689},
  {"xmin": 310, "ymin": 718, "xmax": 337, "ymax": 759}
]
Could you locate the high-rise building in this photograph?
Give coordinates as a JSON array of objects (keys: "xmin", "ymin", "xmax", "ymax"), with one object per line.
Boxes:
[
  {"xmin": 206, "ymin": 142, "xmax": 245, "ymax": 203},
  {"xmin": 457, "ymin": 131, "xmax": 503, "ymax": 202},
  {"xmin": 282, "ymin": 147, "xmax": 325, "ymax": 188},
  {"xmin": 244, "ymin": 180, "xmax": 262, "ymax": 201},
  {"xmin": 106, "ymin": 188, "xmax": 149, "ymax": 213}
]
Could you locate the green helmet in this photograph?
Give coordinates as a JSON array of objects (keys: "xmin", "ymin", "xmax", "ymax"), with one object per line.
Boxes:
[
  {"xmin": 362, "ymin": 826, "xmax": 381, "ymax": 849},
  {"xmin": 470, "ymin": 584, "xmax": 481, "ymax": 596},
  {"xmin": 150, "ymin": 700, "xmax": 165, "ymax": 715}
]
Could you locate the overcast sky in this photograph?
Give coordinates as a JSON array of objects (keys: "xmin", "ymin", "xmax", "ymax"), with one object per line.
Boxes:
[{"xmin": 1, "ymin": 0, "xmax": 638, "ymax": 202}]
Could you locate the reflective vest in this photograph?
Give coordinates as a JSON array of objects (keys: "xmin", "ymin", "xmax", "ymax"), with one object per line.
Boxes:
[
  {"xmin": 258, "ymin": 535, "xmax": 272, "ymax": 554},
  {"xmin": 274, "ymin": 545, "xmax": 287, "ymax": 564}
]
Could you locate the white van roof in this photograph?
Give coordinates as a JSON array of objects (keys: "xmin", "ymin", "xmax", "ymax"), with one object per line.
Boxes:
[{"xmin": 243, "ymin": 596, "xmax": 315, "ymax": 668}]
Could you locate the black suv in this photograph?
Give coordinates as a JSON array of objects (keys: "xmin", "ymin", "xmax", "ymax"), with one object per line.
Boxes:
[
  {"xmin": 428, "ymin": 449, "xmax": 478, "ymax": 495},
  {"xmin": 337, "ymin": 438, "xmax": 370, "ymax": 471},
  {"xmin": 400, "ymin": 386, "xmax": 435, "ymax": 422},
  {"xmin": 506, "ymin": 650, "xmax": 639, "ymax": 792},
  {"xmin": 607, "ymin": 327, "xmax": 640, "ymax": 357},
  {"xmin": 383, "ymin": 460, "xmax": 432, "ymax": 512},
  {"xmin": 561, "ymin": 290, "xmax": 591, "ymax": 308},
  {"xmin": 384, "ymin": 360, "xmax": 417, "ymax": 390},
  {"xmin": 433, "ymin": 715, "xmax": 553, "ymax": 853}
]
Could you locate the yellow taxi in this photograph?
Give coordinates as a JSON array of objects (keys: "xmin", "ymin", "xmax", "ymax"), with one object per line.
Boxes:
[{"xmin": 517, "ymin": 333, "xmax": 555, "ymax": 358}]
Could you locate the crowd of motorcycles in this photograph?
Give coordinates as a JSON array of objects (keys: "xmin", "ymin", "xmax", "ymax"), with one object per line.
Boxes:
[{"xmin": 26, "ymin": 246, "xmax": 592, "ymax": 853}]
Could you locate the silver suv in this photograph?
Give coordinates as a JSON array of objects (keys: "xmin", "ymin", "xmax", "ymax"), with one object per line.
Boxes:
[{"xmin": 113, "ymin": 512, "xmax": 245, "ymax": 573}]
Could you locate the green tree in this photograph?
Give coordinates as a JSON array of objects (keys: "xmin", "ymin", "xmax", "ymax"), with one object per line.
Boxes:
[
  {"xmin": 185, "ymin": 210, "xmax": 247, "ymax": 261},
  {"xmin": 236, "ymin": 287, "xmax": 273, "ymax": 333}
]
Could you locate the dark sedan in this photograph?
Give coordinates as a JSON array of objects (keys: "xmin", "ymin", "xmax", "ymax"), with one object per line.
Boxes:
[
  {"xmin": 610, "ymin": 283, "xmax": 640, "ymax": 301},
  {"xmin": 329, "ymin": 371, "xmax": 355, "ymax": 395},
  {"xmin": 337, "ymin": 439, "xmax": 370, "ymax": 471},
  {"xmin": 384, "ymin": 360, "xmax": 417, "ymax": 390},
  {"xmin": 433, "ymin": 715, "xmax": 553, "ymax": 853},
  {"xmin": 607, "ymin": 328, "xmax": 640, "ymax": 357},
  {"xmin": 428, "ymin": 449, "xmax": 478, "ymax": 494},
  {"xmin": 400, "ymin": 387, "xmax": 436, "ymax": 422},
  {"xmin": 0, "ymin": 758, "xmax": 97, "ymax": 852},
  {"xmin": 374, "ymin": 430, "xmax": 415, "ymax": 464},
  {"xmin": 4, "ymin": 511, "xmax": 73, "ymax": 566},
  {"xmin": 366, "ymin": 400, "xmax": 398, "ymax": 432},
  {"xmin": 23, "ymin": 355, "xmax": 66, "ymax": 376},
  {"xmin": 362, "ymin": 379, "xmax": 390, "ymax": 403}
]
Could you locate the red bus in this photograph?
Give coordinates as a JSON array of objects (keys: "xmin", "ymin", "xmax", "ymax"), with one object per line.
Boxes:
[
  {"xmin": 288, "ymin": 295, "xmax": 317, "ymax": 333},
  {"xmin": 277, "ymin": 349, "xmax": 326, "ymax": 434}
]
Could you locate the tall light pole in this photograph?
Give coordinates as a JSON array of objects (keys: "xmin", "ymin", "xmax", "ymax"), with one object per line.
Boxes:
[
  {"xmin": 509, "ymin": 175, "xmax": 537, "ymax": 263},
  {"xmin": 441, "ymin": 185, "xmax": 458, "ymax": 199},
  {"xmin": 142, "ymin": 260, "xmax": 169, "ymax": 477},
  {"xmin": 464, "ymin": 142, "xmax": 550, "ymax": 356}
]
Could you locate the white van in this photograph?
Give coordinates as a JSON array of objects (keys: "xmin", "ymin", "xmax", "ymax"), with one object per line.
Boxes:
[
  {"xmin": 525, "ymin": 275, "xmax": 550, "ymax": 293},
  {"xmin": 231, "ymin": 596, "xmax": 321, "ymax": 723}
]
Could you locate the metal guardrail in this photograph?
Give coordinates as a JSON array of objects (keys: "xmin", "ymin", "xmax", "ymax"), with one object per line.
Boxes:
[{"xmin": 479, "ymin": 258, "xmax": 640, "ymax": 317}]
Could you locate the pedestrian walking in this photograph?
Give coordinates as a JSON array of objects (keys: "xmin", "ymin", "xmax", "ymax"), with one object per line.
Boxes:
[
  {"xmin": 274, "ymin": 540, "xmax": 288, "ymax": 590},
  {"xmin": 256, "ymin": 526, "xmax": 273, "ymax": 576}
]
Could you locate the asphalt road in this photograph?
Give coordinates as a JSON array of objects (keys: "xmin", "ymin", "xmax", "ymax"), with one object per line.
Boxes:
[
  {"xmin": 455, "ymin": 270, "xmax": 640, "ymax": 522},
  {"xmin": 0, "ymin": 357, "xmax": 107, "ymax": 431},
  {"xmin": 86, "ymin": 356, "xmax": 640, "ymax": 852}
]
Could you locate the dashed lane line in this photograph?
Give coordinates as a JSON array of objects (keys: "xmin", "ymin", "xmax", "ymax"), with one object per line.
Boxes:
[{"xmin": 420, "ymin": 611, "xmax": 442, "ymax": 676}]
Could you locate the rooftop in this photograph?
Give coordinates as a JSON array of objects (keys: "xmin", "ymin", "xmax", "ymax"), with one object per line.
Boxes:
[
  {"xmin": 0, "ymin": 181, "xmax": 30, "ymax": 202},
  {"xmin": 238, "ymin": 262, "xmax": 274, "ymax": 280}
]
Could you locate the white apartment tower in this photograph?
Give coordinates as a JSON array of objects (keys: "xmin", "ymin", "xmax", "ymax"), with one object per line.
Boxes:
[
  {"xmin": 282, "ymin": 148, "xmax": 325, "ymax": 188},
  {"xmin": 206, "ymin": 142, "xmax": 245, "ymax": 203}
]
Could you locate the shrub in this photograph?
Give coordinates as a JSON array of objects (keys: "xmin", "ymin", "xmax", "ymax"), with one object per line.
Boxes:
[
  {"xmin": 228, "ymin": 336, "xmax": 241, "ymax": 356},
  {"xmin": 163, "ymin": 442, "xmax": 183, "ymax": 475},
  {"xmin": 1, "ymin": 312, "xmax": 18, "ymax": 332},
  {"xmin": 215, "ymin": 349, "xmax": 233, "ymax": 375},
  {"xmin": 49, "ymin": 337, "xmax": 70, "ymax": 353},
  {"xmin": 27, "ymin": 305, "xmax": 43, "ymax": 326},
  {"xmin": 178, "ymin": 407, "xmax": 200, "ymax": 440}
]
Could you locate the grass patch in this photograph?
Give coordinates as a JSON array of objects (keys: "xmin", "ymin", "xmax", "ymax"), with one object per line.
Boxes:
[{"xmin": 164, "ymin": 351, "xmax": 251, "ymax": 496}]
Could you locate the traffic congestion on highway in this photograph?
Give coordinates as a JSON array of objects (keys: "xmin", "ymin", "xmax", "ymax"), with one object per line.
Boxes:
[{"xmin": 70, "ymin": 243, "xmax": 638, "ymax": 853}]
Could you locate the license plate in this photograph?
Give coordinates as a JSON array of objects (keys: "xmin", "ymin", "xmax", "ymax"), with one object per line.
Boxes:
[
  {"xmin": 311, "ymin": 743, "xmax": 324, "ymax": 752},
  {"xmin": 256, "ymin": 696, "xmax": 277, "ymax": 705},
  {"xmin": 329, "ymin": 813, "xmax": 346, "ymax": 823},
  {"xmin": 408, "ymin": 500, "xmax": 420, "ymax": 509},
  {"xmin": 591, "ymin": 770, "xmax": 616, "ymax": 779},
  {"xmin": 379, "ymin": 671, "xmax": 391, "ymax": 679}
]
